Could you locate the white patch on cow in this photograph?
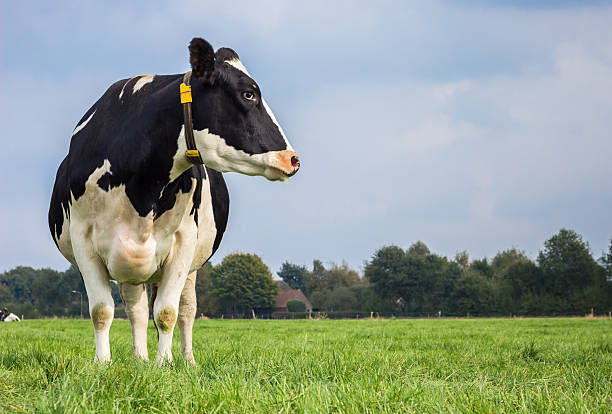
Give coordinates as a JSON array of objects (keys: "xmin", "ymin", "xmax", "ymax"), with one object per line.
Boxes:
[
  {"xmin": 225, "ymin": 58, "xmax": 250, "ymax": 76},
  {"xmin": 191, "ymin": 169, "xmax": 217, "ymax": 271},
  {"xmin": 177, "ymin": 271, "xmax": 197, "ymax": 364},
  {"xmin": 64, "ymin": 159, "xmax": 197, "ymax": 285},
  {"xmin": 169, "ymin": 128, "xmax": 194, "ymax": 181},
  {"xmin": 118, "ymin": 77, "xmax": 136, "ymax": 100},
  {"xmin": 55, "ymin": 204, "xmax": 76, "ymax": 266},
  {"xmin": 119, "ymin": 282, "xmax": 149, "ymax": 359},
  {"xmin": 72, "ymin": 110, "xmax": 96, "ymax": 137},
  {"xmin": 169, "ymin": 126, "xmax": 292, "ymax": 182},
  {"xmin": 60, "ymin": 157, "xmax": 214, "ymax": 362},
  {"xmin": 132, "ymin": 75, "xmax": 154, "ymax": 94},
  {"xmin": 3, "ymin": 313, "xmax": 20, "ymax": 322},
  {"xmin": 262, "ymin": 98, "xmax": 293, "ymax": 151}
]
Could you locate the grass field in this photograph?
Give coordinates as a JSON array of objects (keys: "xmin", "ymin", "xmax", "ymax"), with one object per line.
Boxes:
[{"xmin": 0, "ymin": 318, "xmax": 611, "ymax": 413}]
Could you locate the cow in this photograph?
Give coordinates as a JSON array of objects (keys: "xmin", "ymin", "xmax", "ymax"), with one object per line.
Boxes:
[
  {"xmin": 0, "ymin": 308, "xmax": 20, "ymax": 322},
  {"xmin": 48, "ymin": 38, "xmax": 300, "ymax": 363}
]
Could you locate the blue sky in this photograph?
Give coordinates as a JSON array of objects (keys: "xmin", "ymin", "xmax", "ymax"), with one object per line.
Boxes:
[{"xmin": 1, "ymin": 0, "xmax": 611, "ymax": 275}]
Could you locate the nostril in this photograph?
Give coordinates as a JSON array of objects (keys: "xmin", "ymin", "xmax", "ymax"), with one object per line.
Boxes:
[{"xmin": 291, "ymin": 155, "xmax": 300, "ymax": 168}]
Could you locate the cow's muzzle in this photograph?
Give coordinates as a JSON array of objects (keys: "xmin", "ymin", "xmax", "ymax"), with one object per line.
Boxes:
[
  {"xmin": 264, "ymin": 150, "xmax": 300, "ymax": 181},
  {"xmin": 278, "ymin": 150, "xmax": 300, "ymax": 177}
]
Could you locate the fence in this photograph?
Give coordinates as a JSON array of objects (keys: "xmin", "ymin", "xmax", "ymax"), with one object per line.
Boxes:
[{"xmin": 216, "ymin": 310, "xmax": 611, "ymax": 319}]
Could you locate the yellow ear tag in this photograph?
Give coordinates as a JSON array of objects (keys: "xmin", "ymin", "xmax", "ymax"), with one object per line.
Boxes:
[
  {"xmin": 185, "ymin": 150, "xmax": 201, "ymax": 158},
  {"xmin": 180, "ymin": 83, "xmax": 192, "ymax": 103}
]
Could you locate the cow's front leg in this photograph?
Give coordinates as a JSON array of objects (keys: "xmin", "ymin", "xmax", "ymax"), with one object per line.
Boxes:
[
  {"xmin": 119, "ymin": 282, "xmax": 149, "ymax": 360},
  {"xmin": 153, "ymin": 269, "xmax": 189, "ymax": 364},
  {"xmin": 178, "ymin": 271, "xmax": 197, "ymax": 364}
]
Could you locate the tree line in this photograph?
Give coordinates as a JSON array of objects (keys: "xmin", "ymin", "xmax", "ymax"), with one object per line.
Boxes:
[
  {"xmin": 1, "ymin": 228, "xmax": 611, "ymax": 318},
  {"xmin": 276, "ymin": 229, "xmax": 611, "ymax": 316}
]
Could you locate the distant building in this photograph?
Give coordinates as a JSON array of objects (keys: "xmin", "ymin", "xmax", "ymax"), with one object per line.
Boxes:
[{"xmin": 274, "ymin": 280, "xmax": 313, "ymax": 312}]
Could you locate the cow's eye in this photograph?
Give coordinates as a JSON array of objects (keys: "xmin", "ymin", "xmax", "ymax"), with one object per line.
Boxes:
[{"xmin": 242, "ymin": 91, "xmax": 256, "ymax": 101}]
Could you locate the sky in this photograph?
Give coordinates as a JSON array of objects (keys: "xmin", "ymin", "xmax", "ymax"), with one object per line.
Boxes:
[{"xmin": 1, "ymin": 0, "xmax": 611, "ymax": 275}]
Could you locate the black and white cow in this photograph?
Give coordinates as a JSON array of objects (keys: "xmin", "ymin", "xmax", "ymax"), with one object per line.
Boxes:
[
  {"xmin": 0, "ymin": 308, "xmax": 20, "ymax": 322},
  {"xmin": 48, "ymin": 38, "xmax": 299, "ymax": 363}
]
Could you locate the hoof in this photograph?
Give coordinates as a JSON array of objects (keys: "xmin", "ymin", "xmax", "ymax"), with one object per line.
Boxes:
[
  {"xmin": 133, "ymin": 352, "xmax": 149, "ymax": 362},
  {"xmin": 183, "ymin": 351, "xmax": 196, "ymax": 365},
  {"xmin": 155, "ymin": 353, "xmax": 173, "ymax": 365},
  {"xmin": 94, "ymin": 354, "xmax": 112, "ymax": 364}
]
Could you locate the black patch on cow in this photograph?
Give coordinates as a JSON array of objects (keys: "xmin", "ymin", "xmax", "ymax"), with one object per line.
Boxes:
[
  {"xmin": 206, "ymin": 167, "xmax": 229, "ymax": 258},
  {"xmin": 189, "ymin": 166, "xmax": 205, "ymax": 224},
  {"xmin": 96, "ymin": 172, "xmax": 112, "ymax": 191},
  {"xmin": 189, "ymin": 65, "xmax": 288, "ymax": 155},
  {"xmin": 215, "ymin": 47, "xmax": 240, "ymax": 62},
  {"xmin": 49, "ymin": 157, "xmax": 71, "ymax": 244},
  {"xmin": 49, "ymin": 74, "xmax": 185, "ymax": 239},
  {"xmin": 189, "ymin": 38, "xmax": 215, "ymax": 80},
  {"xmin": 153, "ymin": 171, "xmax": 194, "ymax": 220}
]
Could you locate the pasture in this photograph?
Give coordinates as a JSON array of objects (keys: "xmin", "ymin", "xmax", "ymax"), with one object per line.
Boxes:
[{"xmin": 0, "ymin": 318, "xmax": 610, "ymax": 413}]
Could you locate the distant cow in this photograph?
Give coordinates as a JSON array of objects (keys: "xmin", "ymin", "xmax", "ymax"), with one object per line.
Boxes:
[
  {"xmin": 3, "ymin": 313, "xmax": 20, "ymax": 322},
  {"xmin": 48, "ymin": 38, "xmax": 300, "ymax": 363},
  {"xmin": 0, "ymin": 308, "xmax": 20, "ymax": 322}
]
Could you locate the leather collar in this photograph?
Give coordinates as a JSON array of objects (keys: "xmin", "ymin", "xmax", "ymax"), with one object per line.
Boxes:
[{"xmin": 180, "ymin": 71, "xmax": 204, "ymax": 164}]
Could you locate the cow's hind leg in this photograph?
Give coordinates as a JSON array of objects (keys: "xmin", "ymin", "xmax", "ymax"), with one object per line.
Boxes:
[
  {"xmin": 178, "ymin": 271, "xmax": 197, "ymax": 364},
  {"xmin": 119, "ymin": 282, "xmax": 149, "ymax": 360},
  {"xmin": 153, "ymin": 270, "xmax": 189, "ymax": 364},
  {"xmin": 76, "ymin": 257, "xmax": 115, "ymax": 363}
]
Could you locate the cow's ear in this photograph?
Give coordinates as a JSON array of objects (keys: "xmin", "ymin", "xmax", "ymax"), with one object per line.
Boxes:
[
  {"xmin": 189, "ymin": 38, "xmax": 215, "ymax": 79},
  {"xmin": 215, "ymin": 47, "xmax": 240, "ymax": 62}
]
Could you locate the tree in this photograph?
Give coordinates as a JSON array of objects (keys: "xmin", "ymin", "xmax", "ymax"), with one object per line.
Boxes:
[
  {"xmin": 324, "ymin": 286, "xmax": 358, "ymax": 311},
  {"xmin": 364, "ymin": 245, "xmax": 407, "ymax": 302},
  {"xmin": 0, "ymin": 283, "xmax": 11, "ymax": 303},
  {"xmin": 303, "ymin": 259, "xmax": 329, "ymax": 295},
  {"xmin": 470, "ymin": 257, "xmax": 492, "ymax": 278},
  {"xmin": 325, "ymin": 262, "xmax": 361, "ymax": 290},
  {"xmin": 277, "ymin": 262, "xmax": 308, "ymax": 292},
  {"xmin": 0, "ymin": 265, "xmax": 87, "ymax": 318},
  {"xmin": 454, "ymin": 251, "xmax": 469, "ymax": 269},
  {"xmin": 491, "ymin": 248, "xmax": 531, "ymax": 278},
  {"xmin": 308, "ymin": 289, "xmax": 330, "ymax": 310},
  {"xmin": 538, "ymin": 229, "xmax": 599, "ymax": 297},
  {"xmin": 423, "ymin": 255, "xmax": 461, "ymax": 314},
  {"xmin": 600, "ymin": 238, "xmax": 612, "ymax": 282},
  {"xmin": 365, "ymin": 244, "xmax": 459, "ymax": 314},
  {"xmin": 209, "ymin": 253, "xmax": 277, "ymax": 315},
  {"xmin": 452, "ymin": 269, "xmax": 489, "ymax": 316},
  {"xmin": 495, "ymin": 260, "xmax": 542, "ymax": 315},
  {"xmin": 195, "ymin": 262, "xmax": 220, "ymax": 316},
  {"xmin": 350, "ymin": 284, "xmax": 395, "ymax": 313},
  {"xmin": 286, "ymin": 300, "xmax": 307, "ymax": 312},
  {"xmin": 502, "ymin": 261, "xmax": 541, "ymax": 300},
  {"xmin": 407, "ymin": 241, "xmax": 430, "ymax": 257}
]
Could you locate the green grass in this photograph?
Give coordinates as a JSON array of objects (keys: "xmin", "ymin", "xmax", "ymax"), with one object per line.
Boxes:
[{"xmin": 1, "ymin": 318, "xmax": 611, "ymax": 413}]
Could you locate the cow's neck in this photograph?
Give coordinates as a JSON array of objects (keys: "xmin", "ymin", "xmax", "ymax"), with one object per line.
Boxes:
[
  {"xmin": 162, "ymin": 74, "xmax": 205, "ymax": 181},
  {"xmin": 168, "ymin": 126, "xmax": 198, "ymax": 182},
  {"xmin": 123, "ymin": 77, "xmax": 194, "ymax": 217}
]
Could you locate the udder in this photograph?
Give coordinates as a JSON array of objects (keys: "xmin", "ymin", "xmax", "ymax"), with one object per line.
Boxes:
[{"xmin": 106, "ymin": 234, "xmax": 159, "ymax": 283}]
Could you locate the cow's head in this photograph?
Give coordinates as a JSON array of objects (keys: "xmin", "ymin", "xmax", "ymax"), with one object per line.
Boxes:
[{"xmin": 187, "ymin": 37, "xmax": 299, "ymax": 182}]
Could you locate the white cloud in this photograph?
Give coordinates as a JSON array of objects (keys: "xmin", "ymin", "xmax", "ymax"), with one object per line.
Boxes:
[{"xmin": 433, "ymin": 80, "xmax": 471, "ymax": 103}]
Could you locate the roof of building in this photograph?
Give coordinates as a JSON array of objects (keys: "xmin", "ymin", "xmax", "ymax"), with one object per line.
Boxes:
[
  {"xmin": 276, "ymin": 280, "xmax": 292, "ymax": 291},
  {"xmin": 274, "ymin": 281, "xmax": 313, "ymax": 310}
]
